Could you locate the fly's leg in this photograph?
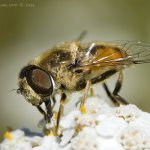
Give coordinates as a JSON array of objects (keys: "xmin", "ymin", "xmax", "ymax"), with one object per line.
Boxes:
[
  {"xmin": 103, "ymin": 71, "xmax": 129, "ymax": 106},
  {"xmin": 45, "ymin": 100, "xmax": 53, "ymax": 123},
  {"xmin": 75, "ymin": 82, "xmax": 93, "ymax": 108},
  {"xmin": 76, "ymin": 30, "xmax": 87, "ymax": 41},
  {"xmin": 51, "ymin": 96, "xmax": 56, "ymax": 110},
  {"xmin": 37, "ymin": 100, "xmax": 54, "ymax": 135},
  {"xmin": 55, "ymin": 92, "xmax": 67, "ymax": 135},
  {"xmin": 112, "ymin": 71, "xmax": 129, "ymax": 105},
  {"xmin": 37, "ymin": 105, "xmax": 49, "ymax": 134},
  {"xmin": 37, "ymin": 100, "xmax": 53, "ymax": 123},
  {"xmin": 90, "ymin": 87, "xmax": 94, "ymax": 96},
  {"xmin": 80, "ymin": 80, "xmax": 91, "ymax": 114},
  {"xmin": 37, "ymin": 105, "xmax": 47, "ymax": 120},
  {"xmin": 103, "ymin": 83, "xmax": 119, "ymax": 106}
]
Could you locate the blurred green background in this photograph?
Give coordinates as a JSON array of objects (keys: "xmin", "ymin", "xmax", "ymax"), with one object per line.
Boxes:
[{"xmin": 0, "ymin": 0, "xmax": 150, "ymax": 138}]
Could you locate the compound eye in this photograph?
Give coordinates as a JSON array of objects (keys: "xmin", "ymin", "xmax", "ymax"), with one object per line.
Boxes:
[
  {"xmin": 32, "ymin": 69, "xmax": 51, "ymax": 89},
  {"xmin": 19, "ymin": 65, "xmax": 54, "ymax": 97},
  {"xmin": 30, "ymin": 68, "xmax": 53, "ymax": 96},
  {"xmin": 19, "ymin": 65, "xmax": 54, "ymax": 96}
]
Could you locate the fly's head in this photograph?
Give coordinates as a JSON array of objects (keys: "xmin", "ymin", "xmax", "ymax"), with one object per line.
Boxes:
[{"xmin": 18, "ymin": 65, "xmax": 55, "ymax": 106}]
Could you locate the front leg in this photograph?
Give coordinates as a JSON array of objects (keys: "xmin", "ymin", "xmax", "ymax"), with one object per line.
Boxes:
[
  {"xmin": 37, "ymin": 99, "xmax": 53, "ymax": 123},
  {"xmin": 36, "ymin": 105, "xmax": 47, "ymax": 121},
  {"xmin": 44, "ymin": 100, "xmax": 53, "ymax": 123}
]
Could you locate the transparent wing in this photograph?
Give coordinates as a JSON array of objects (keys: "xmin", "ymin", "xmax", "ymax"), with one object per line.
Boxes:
[
  {"xmin": 77, "ymin": 41, "xmax": 150, "ymax": 69},
  {"xmin": 113, "ymin": 41, "xmax": 150, "ymax": 64}
]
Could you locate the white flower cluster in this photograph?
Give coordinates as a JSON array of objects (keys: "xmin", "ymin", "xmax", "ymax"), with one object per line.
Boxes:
[
  {"xmin": 0, "ymin": 130, "xmax": 42, "ymax": 150},
  {"xmin": 1, "ymin": 96, "xmax": 150, "ymax": 150}
]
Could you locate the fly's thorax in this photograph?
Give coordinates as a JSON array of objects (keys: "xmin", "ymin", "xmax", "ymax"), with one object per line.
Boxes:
[
  {"xmin": 52, "ymin": 64, "xmax": 83, "ymax": 91},
  {"xmin": 31, "ymin": 41, "xmax": 80, "ymax": 68}
]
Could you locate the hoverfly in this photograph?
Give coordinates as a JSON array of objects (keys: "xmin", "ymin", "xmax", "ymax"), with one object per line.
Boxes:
[{"xmin": 17, "ymin": 33, "xmax": 150, "ymax": 135}]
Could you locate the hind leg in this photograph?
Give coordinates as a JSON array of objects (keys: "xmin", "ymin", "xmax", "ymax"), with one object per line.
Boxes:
[{"xmin": 103, "ymin": 71, "xmax": 129, "ymax": 105}]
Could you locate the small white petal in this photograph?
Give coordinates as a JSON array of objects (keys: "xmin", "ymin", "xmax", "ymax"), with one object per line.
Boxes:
[
  {"xmin": 99, "ymin": 138, "xmax": 124, "ymax": 150},
  {"xmin": 85, "ymin": 96, "xmax": 113, "ymax": 115},
  {"xmin": 60, "ymin": 129, "xmax": 74, "ymax": 146},
  {"xmin": 37, "ymin": 136, "xmax": 59, "ymax": 150},
  {"xmin": 96, "ymin": 116, "xmax": 127, "ymax": 138},
  {"xmin": 71, "ymin": 127, "xmax": 100, "ymax": 150},
  {"xmin": 60, "ymin": 110, "xmax": 81, "ymax": 129}
]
